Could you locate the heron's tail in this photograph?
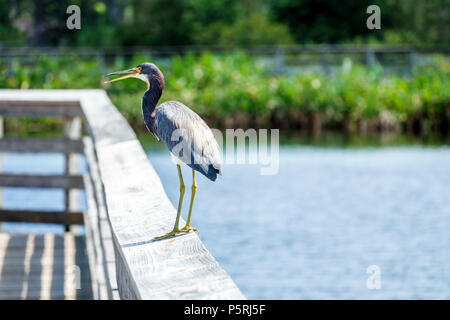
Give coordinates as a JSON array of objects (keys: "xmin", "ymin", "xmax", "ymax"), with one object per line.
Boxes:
[{"xmin": 188, "ymin": 163, "xmax": 220, "ymax": 181}]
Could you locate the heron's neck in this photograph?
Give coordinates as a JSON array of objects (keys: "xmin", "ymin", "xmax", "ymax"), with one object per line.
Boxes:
[{"xmin": 142, "ymin": 78, "xmax": 163, "ymax": 119}]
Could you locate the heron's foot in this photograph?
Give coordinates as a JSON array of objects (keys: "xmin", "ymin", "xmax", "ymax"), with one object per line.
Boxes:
[
  {"xmin": 153, "ymin": 229, "xmax": 181, "ymax": 241},
  {"xmin": 152, "ymin": 226, "xmax": 197, "ymax": 241},
  {"xmin": 179, "ymin": 224, "xmax": 198, "ymax": 233}
]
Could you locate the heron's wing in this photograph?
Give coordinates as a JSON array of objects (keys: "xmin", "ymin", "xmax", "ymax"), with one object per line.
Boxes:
[{"xmin": 154, "ymin": 101, "xmax": 222, "ymax": 181}]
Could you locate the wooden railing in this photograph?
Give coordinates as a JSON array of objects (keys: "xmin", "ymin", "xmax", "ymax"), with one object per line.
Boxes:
[
  {"xmin": 1, "ymin": 44, "xmax": 449, "ymax": 56},
  {"xmin": 1, "ymin": 45, "xmax": 448, "ymax": 76},
  {"xmin": 0, "ymin": 90, "xmax": 245, "ymax": 300},
  {"xmin": 0, "ymin": 100, "xmax": 84, "ymax": 230}
]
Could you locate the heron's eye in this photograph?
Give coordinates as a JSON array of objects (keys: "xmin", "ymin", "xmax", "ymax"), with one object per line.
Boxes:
[{"xmin": 136, "ymin": 67, "xmax": 142, "ymax": 73}]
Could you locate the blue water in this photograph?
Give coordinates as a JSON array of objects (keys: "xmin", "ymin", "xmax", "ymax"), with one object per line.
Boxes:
[
  {"xmin": 147, "ymin": 146, "xmax": 450, "ymax": 299},
  {"xmin": 3, "ymin": 146, "xmax": 450, "ymax": 299}
]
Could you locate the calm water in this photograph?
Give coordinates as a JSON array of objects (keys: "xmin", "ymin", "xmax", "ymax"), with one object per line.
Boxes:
[
  {"xmin": 2, "ymin": 143, "xmax": 450, "ymax": 299},
  {"xmin": 146, "ymin": 145, "xmax": 450, "ymax": 299}
]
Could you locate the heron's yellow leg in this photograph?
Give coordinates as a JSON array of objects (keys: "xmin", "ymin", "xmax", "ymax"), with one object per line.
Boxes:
[
  {"xmin": 153, "ymin": 164, "xmax": 185, "ymax": 241},
  {"xmin": 180, "ymin": 169, "xmax": 198, "ymax": 233}
]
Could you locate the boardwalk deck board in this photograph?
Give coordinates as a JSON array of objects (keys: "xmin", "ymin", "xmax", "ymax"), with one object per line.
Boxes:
[{"xmin": 0, "ymin": 233, "xmax": 92, "ymax": 300}]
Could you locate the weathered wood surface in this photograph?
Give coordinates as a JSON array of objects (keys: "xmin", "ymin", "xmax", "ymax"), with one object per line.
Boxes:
[
  {"xmin": 79, "ymin": 91, "xmax": 245, "ymax": 300},
  {"xmin": 0, "ymin": 94, "xmax": 91, "ymax": 300},
  {"xmin": 83, "ymin": 137, "xmax": 119, "ymax": 300},
  {"xmin": 0, "ymin": 174, "xmax": 84, "ymax": 189},
  {"xmin": 64, "ymin": 116, "xmax": 82, "ymax": 232},
  {"xmin": 0, "ymin": 137, "xmax": 83, "ymax": 154},
  {"xmin": 0, "ymin": 210, "xmax": 84, "ymax": 225},
  {"xmin": 0, "ymin": 100, "xmax": 83, "ymax": 118},
  {"xmin": 0, "ymin": 89, "xmax": 245, "ymax": 300},
  {"xmin": 0, "ymin": 232, "xmax": 92, "ymax": 299}
]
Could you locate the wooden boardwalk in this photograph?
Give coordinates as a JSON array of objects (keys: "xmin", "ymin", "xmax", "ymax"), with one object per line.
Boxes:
[
  {"xmin": 0, "ymin": 232, "xmax": 92, "ymax": 299},
  {"xmin": 0, "ymin": 90, "xmax": 245, "ymax": 300}
]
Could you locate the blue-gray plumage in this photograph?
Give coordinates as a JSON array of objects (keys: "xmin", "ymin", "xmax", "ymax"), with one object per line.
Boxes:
[
  {"xmin": 104, "ymin": 62, "xmax": 221, "ymax": 240},
  {"xmin": 153, "ymin": 101, "xmax": 221, "ymax": 181}
]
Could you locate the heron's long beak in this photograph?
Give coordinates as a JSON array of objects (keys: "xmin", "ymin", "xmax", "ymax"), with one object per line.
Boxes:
[{"xmin": 103, "ymin": 67, "xmax": 140, "ymax": 83}]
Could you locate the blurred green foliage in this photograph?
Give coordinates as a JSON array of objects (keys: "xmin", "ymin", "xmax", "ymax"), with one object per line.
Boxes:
[
  {"xmin": 272, "ymin": 0, "xmax": 448, "ymax": 45},
  {"xmin": 1, "ymin": 53, "xmax": 448, "ymax": 133},
  {"xmin": 0, "ymin": 0, "xmax": 447, "ymax": 46}
]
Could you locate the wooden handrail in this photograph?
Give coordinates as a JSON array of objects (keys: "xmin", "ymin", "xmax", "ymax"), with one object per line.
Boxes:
[
  {"xmin": 0, "ymin": 100, "xmax": 83, "ymax": 118},
  {"xmin": 0, "ymin": 174, "xmax": 84, "ymax": 189},
  {"xmin": 0, "ymin": 137, "xmax": 83, "ymax": 154},
  {"xmin": 0, "ymin": 97, "xmax": 83, "ymax": 230},
  {"xmin": 0, "ymin": 209, "xmax": 84, "ymax": 225},
  {"xmin": 0, "ymin": 44, "xmax": 449, "ymax": 56}
]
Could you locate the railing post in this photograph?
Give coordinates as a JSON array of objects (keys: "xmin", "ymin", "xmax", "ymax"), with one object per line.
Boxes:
[
  {"xmin": 409, "ymin": 49, "xmax": 417, "ymax": 73},
  {"xmin": 64, "ymin": 116, "xmax": 81, "ymax": 232},
  {"xmin": 320, "ymin": 51, "xmax": 330, "ymax": 75},
  {"xmin": 366, "ymin": 50, "xmax": 376, "ymax": 66},
  {"xmin": 274, "ymin": 49, "xmax": 285, "ymax": 73}
]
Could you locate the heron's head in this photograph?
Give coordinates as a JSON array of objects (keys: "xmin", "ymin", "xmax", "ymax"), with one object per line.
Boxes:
[{"xmin": 104, "ymin": 62, "xmax": 164, "ymax": 89}]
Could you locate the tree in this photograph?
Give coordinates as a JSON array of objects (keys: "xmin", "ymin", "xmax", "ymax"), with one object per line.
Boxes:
[
  {"xmin": 272, "ymin": 0, "xmax": 448, "ymax": 45},
  {"xmin": 272, "ymin": 0, "xmax": 379, "ymax": 43}
]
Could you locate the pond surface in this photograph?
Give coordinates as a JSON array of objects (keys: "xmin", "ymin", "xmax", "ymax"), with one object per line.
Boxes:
[
  {"xmin": 146, "ymin": 143, "xmax": 450, "ymax": 299},
  {"xmin": 2, "ymin": 135, "xmax": 450, "ymax": 299}
]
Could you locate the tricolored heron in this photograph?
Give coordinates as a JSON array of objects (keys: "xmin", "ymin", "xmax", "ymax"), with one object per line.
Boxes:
[{"xmin": 104, "ymin": 63, "xmax": 221, "ymax": 240}]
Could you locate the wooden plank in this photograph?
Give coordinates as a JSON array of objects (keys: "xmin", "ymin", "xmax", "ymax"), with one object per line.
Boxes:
[
  {"xmin": 0, "ymin": 90, "xmax": 135, "ymax": 147},
  {"xmin": 0, "ymin": 174, "xmax": 83, "ymax": 189},
  {"xmin": 0, "ymin": 210, "xmax": 84, "ymax": 225},
  {"xmin": 83, "ymin": 129, "xmax": 245, "ymax": 298},
  {"xmin": 64, "ymin": 116, "xmax": 82, "ymax": 232},
  {"xmin": 79, "ymin": 92, "xmax": 137, "ymax": 148},
  {"xmin": 0, "ymin": 233, "xmax": 92, "ymax": 300},
  {"xmin": 82, "ymin": 173, "xmax": 100, "ymax": 299},
  {"xmin": 78, "ymin": 93, "xmax": 244, "ymax": 299},
  {"xmin": 96, "ymin": 140, "xmax": 245, "ymax": 299},
  {"xmin": 0, "ymin": 257, "xmax": 89, "ymax": 268},
  {"xmin": 83, "ymin": 173, "xmax": 116, "ymax": 299},
  {"xmin": 0, "ymin": 100, "xmax": 83, "ymax": 118},
  {"xmin": 83, "ymin": 137, "xmax": 119, "ymax": 300},
  {"xmin": 0, "ymin": 137, "xmax": 83, "ymax": 154}
]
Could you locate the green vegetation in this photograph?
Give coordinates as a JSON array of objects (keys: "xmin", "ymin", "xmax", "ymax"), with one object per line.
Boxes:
[
  {"xmin": 2, "ymin": 1, "xmax": 447, "ymax": 136},
  {"xmin": 1, "ymin": 53, "xmax": 448, "ymax": 135},
  {"xmin": 1, "ymin": 0, "xmax": 446, "ymax": 47}
]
